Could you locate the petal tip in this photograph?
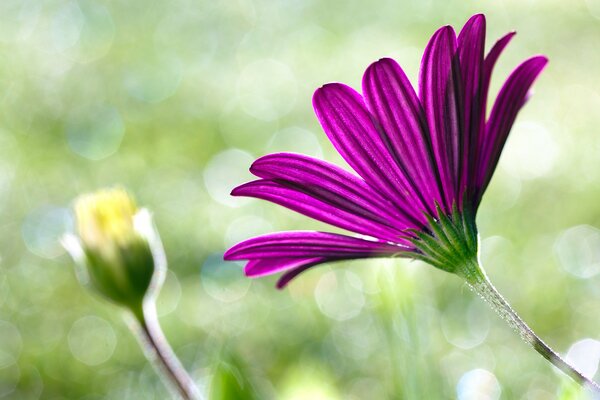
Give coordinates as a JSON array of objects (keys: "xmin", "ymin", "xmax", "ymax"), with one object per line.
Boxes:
[
  {"xmin": 470, "ymin": 13, "xmax": 486, "ymax": 22},
  {"xmin": 312, "ymin": 82, "xmax": 358, "ymax": 117},
  {"xmin": 230, "ymin": 185, "xmax": 244, "ymax": 197},
  {"xmin": 465, "ymin": 13, "xmax": 486, "ymax": 30},
  {"xmin": 429, "ymin": 24, "xmax": 457, "ymax": 45},
  {"xmin": 243, "ymin": 266, "xmax": 257, "ymax": 277},
  {"xmin": 223, "ymin": 248, "xmax": 236, "ymax": 260},
  {"xmin": 230, "ymin": 180, "xmax": 269, "ymax": 197},
  {"xmin": 275, "ymin": 280, "xmax": 288, "ymax": 290},
  {"xmin": 248, "ymin": 161, "xmax": 262, "ymax": 177},
  {"xmin": 312, "ymin": 84, "xmax": 330, "ymax": 108},
  {"xmin": 313, "ymin": 82, "xmax": 345, "ymax": 98},
  {"xmin": 525, "ymin": 55, "xmax": 550, "ymax": 70},
  {"xmin": 368, "ymin": 57, "xmax": 396, "ymax": 70}
]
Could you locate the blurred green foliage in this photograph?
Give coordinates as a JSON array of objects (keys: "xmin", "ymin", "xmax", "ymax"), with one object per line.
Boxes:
[
  {"xmin": 2, "ymin": 0, "xmax": 600, "ymax": 398},
  {"xmin": 209, "ymin": 351, "xmax": 259, "ymax": 400}
]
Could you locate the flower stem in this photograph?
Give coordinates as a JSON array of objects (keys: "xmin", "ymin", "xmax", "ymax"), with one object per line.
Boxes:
[
  {"xmin": 129, "ymin": 301, "xmax": 202, "ymax": 400},
  {"xmin": 461, "ymin": 260, "xmax": 600, "ymax": 393}
]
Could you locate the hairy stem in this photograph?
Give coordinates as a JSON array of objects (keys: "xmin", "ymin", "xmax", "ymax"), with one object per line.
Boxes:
[
  {"xmin": 461, "ymin": 260, "xmax": 600, "ymax": 394},
  {"xmin": 130, "ymin": 302, "xmax": 202, "ymax": 400}
]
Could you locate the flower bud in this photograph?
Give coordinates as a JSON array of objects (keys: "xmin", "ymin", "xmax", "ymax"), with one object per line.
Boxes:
[{"xmin": 63, "ymin": 188, "xmax": 164, "ymax": 311}]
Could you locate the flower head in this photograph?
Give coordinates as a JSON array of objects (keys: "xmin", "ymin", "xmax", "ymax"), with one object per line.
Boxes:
[
  {"xmin": 63, "ymin": 188, "xmax": 164, "ymax": 309},
  {"xmin": 225, "ymin": 14, "xmax": 547, "ymax": 287}
]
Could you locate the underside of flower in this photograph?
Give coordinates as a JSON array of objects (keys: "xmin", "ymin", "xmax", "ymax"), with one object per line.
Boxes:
[
  {"xmin": 219, "ymin": 13, "xmax": 600, "ymax": 392},
  {"xmin": 407, "ymin": 204, "xmax": 479, "ymax": 279}
]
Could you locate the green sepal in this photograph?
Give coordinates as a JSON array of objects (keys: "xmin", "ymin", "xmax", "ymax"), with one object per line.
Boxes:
[
  {"xmin": 407, "ymin": 229, "xmax": 461, "ymax": 271},
  {"xmin": 82, "ymin": 238, "xmax": 155, "ymax": 311},
  {"xmin": 410, "ymin": 203, "xmax": 479, "ymax": 277}
]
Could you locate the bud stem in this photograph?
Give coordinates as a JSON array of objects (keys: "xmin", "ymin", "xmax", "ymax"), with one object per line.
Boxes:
[
  {"xmin": 130, "ymin": 301, "xmax": 202, "ymax": 400},
  {"xmin": 460, "ymin": 259, "xmax": 600, "ymax": 394}
]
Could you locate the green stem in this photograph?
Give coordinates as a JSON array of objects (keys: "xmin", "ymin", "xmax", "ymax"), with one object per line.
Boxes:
[
  {"xmin": 129, "ymin": 301, "xmax": 202, "ymax": 400},
  {"xmin": 460, "ymin": 261, "xmax": 600, "ymax": 393}
]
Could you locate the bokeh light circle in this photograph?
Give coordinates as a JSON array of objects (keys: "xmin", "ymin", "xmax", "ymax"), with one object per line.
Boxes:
[
  {"xmin": 21, "ymin": 205, "xmax": 73, "ymax": 259},
  {"xmin": 456, "ymin": 369, "xmax": 501, "ymax": 400},
  {"xmin": 0, "ymin": 1, "xmax": 41, "ymax": 44},
  {"xmin": 224, "ymin": 216, "xmax": 274, "ymax": 249},
  {"xmin": 0, "ymin": 320, "xmax": 22, "ymax": 369},
  {"xmin": 203, "ymin": 148, "xmax": 254, "ymax": 208},
  {"xmin": 502, "ymin": 122, "xmax": 558, "ymax": 180},
  {"xmin": 566, "ymin": 338, "xmax": 600, "ymax": 379},
  {"xmin": 201, "ymin": 254, "xmax": 251, "ymax": 303},
  {"xmin": 66, "ymin": 105, "xmax": 124, "ymax": 160},
  {"xmin": 124, "ymin": 55, "xmax": 183, "ymax": 103},
  {"xmin": 51, "ymin": 0, "xmax": 115, "ymax": 63},
  {"xmin": 314, "ymin": 270, "xmax": 365, "ymax": 321},
  {"xmin": 68, "ymin": 316, "xmax": 117, "ymax": 366},
  {"xmin": 441, "ymin": 298, "xmax": 490, "ymax": 350},
  {"xmin": 156, "ymin": 270, "xmax": 182, "ymax": 317},
  {"xmin": 0, "ymin": 320, "xmax": 23, "ymax": 397},
  {"xmin": 237, "ymin": 59, "xmax": 297, "ymax": 121},
  {"xmin": 554, "ymin": 225, "xmax": 600, "ymax": 278},
  {"xmin": 267, "ymin": 127, "xmax": 323, "ymax": 158}
]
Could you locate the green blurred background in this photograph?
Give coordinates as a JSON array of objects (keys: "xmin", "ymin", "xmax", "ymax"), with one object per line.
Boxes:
[{"xmin": 2, "ymin": 0, "xmax": 600, "ymax": 398}]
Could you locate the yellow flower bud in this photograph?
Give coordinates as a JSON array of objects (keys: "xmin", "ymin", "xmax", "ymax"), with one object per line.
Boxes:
[
  {"xmin": 75, "ymin": 189, "xmax": 138, "ymax": 251},
  {"xmin": 63, "ymin": 188, "xmax": 163, "ymax": 311}
]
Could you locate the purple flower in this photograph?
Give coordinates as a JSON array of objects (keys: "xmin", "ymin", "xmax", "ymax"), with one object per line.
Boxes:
[
  {"xmin": 224, "ymin": 14, "xmax": 547, "ymax": 288},
  {"xmin": 223, "ymin": 17, "xmax": 600, "ymax": 390}
]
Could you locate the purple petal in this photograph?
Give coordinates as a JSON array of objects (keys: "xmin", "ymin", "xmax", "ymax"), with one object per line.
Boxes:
[
  {"xmin": 362, "ymin": 58, "xmax": 442, "ymax": 216},
  {"xmin": 419, "ymin": 25, "xmax": 463, "ymax": 212},
  {"xmin": 245, "ymin": 257, "xmax": 326, "ymax": 277},
  {"xmin": 457, "ymin": 14, "xmax": 486, "ymax": 202},
  {"xmin": 476, "ymin": 56, "xmax": 548, "ymax": 196},
  {"xmin": 312, "ymin": 83, "xmax": 428, "ymax": 225},
  {"xmin": 277, "ymin": 261, "xmax": 325, "ymax": 289},
  {"xmin": 481, "ymin": 31, "xmax": 517, "ymax": 115},
  {"xmin": 224, "ymin": 231, "xmax": 409, "ymax": 260},
  {"xmin": 250, "ymin": 152, "xmax": 421, "ymax": 231},
  {"xmin": 232, "ymin": 179, "xmax": 412, "ymax": 243}
]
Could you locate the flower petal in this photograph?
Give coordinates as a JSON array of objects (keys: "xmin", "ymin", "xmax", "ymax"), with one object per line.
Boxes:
[
  {"xmin": 457, "ymin": 14, "xmax": 486, "ymax": 201},
  {"xmin": 250, "ymin": 152, "xmax": 420, "ymax": 230},
  {"xmin": 476, "ymin": 56, "xmax": 548, "ymax": 196},
  {"xmin": 419, "ymin": 25, "xmax": 463, "ymax": 212},
  {"xmin": 232, "ymin": 179, "xmax": 411, "ymax": 243},
  {"xmin": 245, "ymin": 257, "xmax": 326, "ymax": 278},
  {"xmin": 277, "ymin": 261, "xmax": 327, "ymax": 289},
  {"xmin": 362, "ymin": 58, "xmax": 441, "ymax": 216},
  {"xmin": 312, "ymin": 83, "xmax": 427, "ymax": 225},
  {"xmin": 223, "ymin": 231, "xmax": 409, "ymax": 260},
  {"xmin": 482, "ymin": 31, "xmax": 517, "ymax": 112}
]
